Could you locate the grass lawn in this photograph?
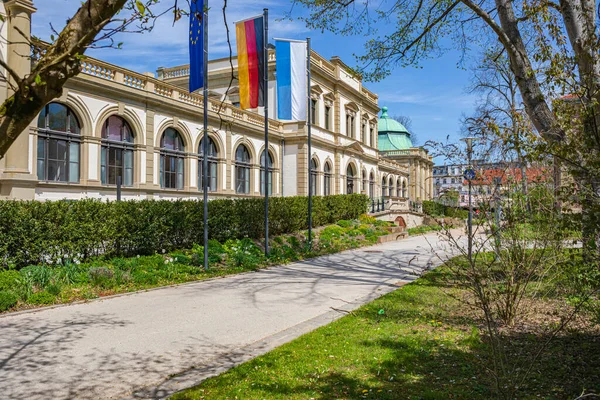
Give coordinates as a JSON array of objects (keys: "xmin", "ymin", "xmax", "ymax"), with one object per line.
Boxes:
[{"xmin": 173, "ymin": 265, "xmax": 600, "ymax": 400}]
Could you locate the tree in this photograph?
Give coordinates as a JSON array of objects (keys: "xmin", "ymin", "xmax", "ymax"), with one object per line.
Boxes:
[
  {"xmin": 392, "ymin": 114, "xmax": 419, "ymax": 145},
  {"xmin": 294, "ymin": 0, "xmax": 599, "ymax": 262},
  {"xmin": 0, "ymin": 0, "xmax": 172, "ymax": 159}
]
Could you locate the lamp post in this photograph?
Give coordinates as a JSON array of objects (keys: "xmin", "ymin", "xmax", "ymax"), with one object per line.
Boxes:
[{"xmin": 461, "ymin": 137, "xmax": 476, "ymax": 262}]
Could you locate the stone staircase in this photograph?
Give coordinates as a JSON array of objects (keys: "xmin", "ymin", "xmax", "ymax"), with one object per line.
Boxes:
[{"xmin": 377, "ymin": 225, "xmax": 409, "ymax": 244}]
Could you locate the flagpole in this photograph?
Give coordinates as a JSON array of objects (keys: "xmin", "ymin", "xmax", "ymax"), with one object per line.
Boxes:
[
  {"xmin": 202, "ymin": 1, "xmax": 209, "ymax": 270},
  {"xmin": 307, "ymin": 37, "xmax": 312, "ymax": 247},
  {"xmin": 263, "ymin": 8, "xmax": 270, "ymax": 257}
]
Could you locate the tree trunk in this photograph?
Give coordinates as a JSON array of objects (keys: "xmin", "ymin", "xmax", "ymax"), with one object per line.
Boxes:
[{"xmin": 0, "ymin": 0, "xmax": 128, "ymax": 159}]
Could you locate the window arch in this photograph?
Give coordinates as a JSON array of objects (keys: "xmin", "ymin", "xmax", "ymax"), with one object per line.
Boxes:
[
  {"xmin": 382, "ymin": 176, "xmax": 387, "ymax": 197},
  {"xmin": 362, "ymin": 169, "xmax": 367, "ymax": 195},
  {"xmin": 198, "ymin": 136, "xmax": 218, "ymax": 192},
  {"xmin": 388, "ymin": 176, "xmax": 394, "ymax": 197},
  {"xmin": 396, "ymin": 178, "xmax": 401, "ymax": 197},
  {"xmin": 160, "ymin": 128, "xmax": 185, "ymax": 189},
  {"xmin": 37, "ymin": 102, "xmax": 81, "ymax": 183},
  {"xmin": 346, "ymin": 164, "xmax": 356, "ymax": 194},
  {"xmin": 101, "ymin": 115, "xmax": 134, "ymax": 186},
  {"xmin": 310, "ymin": 158, "xmax": 318, "ymax": 196},
  {"xmin": 402, "ymin": 180, "xmax": 407, "ymax": 197},
  {"xmin": 324, "ymin": 162, "xmax": 332, "ymax": 196},
  {"xmin": 260, "ymin": 150, "xmax": 274, "ymax": 195},
  {"xmin": 235, "ymin": 144, "xmax": 251, "ymax": 194},
  {"xmin": 369, "ymin": 172, "xmax": 374, "ymax": 198}
]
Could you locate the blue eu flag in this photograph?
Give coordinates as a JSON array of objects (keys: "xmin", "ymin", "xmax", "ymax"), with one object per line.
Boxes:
[{"xmin": 189, "ymin": 0, "xmax": 205, "ymax": 92}]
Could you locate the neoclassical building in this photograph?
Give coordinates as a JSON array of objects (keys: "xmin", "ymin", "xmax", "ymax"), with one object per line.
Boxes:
[{"xmin": 0, "ymin": 1, "xmax": 432, "ymax": 204}]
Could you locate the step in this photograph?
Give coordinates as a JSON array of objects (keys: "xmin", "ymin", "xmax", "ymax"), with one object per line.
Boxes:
[{"xmin": 377, "ymin": 231, "xmax": 409, "ymax": 244}]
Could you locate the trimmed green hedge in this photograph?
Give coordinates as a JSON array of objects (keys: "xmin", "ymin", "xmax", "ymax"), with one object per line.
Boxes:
[
  {"xmin": 0, "ymin": 194, "xmax": 369, "ymax": 269},
  {"xmin": 422, "ymin": 200, "xmax": 468, "ymax": 219}
]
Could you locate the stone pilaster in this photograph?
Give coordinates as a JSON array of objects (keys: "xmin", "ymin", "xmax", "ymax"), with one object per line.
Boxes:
[{"xmin": 0, "ymin": 0, "xmax": 37, "ymax": 199}]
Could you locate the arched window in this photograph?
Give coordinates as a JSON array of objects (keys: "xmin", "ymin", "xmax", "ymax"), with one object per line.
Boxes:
[
  {"xmin": 382, "ymin": 176, "xmax": 387, "ymax": 197},
  {"xmin": 235, "ymin": 144, "xmax": 251, "ymax": 194},
  {"xmin": 260, "ymin": 150, "xmax": 274, "ymax": 195},
  {"xmin": 101, "ymin": 116, "xmax": 134, "ymax": 186},
  {"xmin": 37, "ymin": 102, "xmax": 80, "ymax": 183},
  {"xmin": 369, "ymin": 172, "xmax": 374, "ymax": 198},
  {"xmin": 324, "ymin": 162, "xmax": 332, "ymax": 196},
  {"xmin": 402, "ymin": 180, "xmax": 407, "ymax": 197},
  {"xmin": 160, "ymin": 128, "xmax": 185, "ymax": 189},
  {"xmin": 388, "ymin": 177, "xmax": 394, "ymax": 197},
  {"xmin": 198, "ymin": 136, "xmax": 218, "ymax": 192},
  {"xmin": 346, "ymin": 164, "xmax": 355, "ymax": 194},
  {"xmin": 362, "ymin": 169, "xmax": 367, "ymax": 194},
  {"xmin": 310, "ymin": 158, "xmax": 318, "ymax": 196},
  {"xmin": 396, "ymin": 179, "xmax": 401, "ymax": 197}
]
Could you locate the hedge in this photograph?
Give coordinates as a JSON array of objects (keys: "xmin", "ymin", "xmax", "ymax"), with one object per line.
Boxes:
[
  {"xmin": 422, "ymin": 200, "xmax": 468, "ymax": 219},
  {"xmin": 0, "ymin": 194, "xmax": 369, "ymax": 269}
]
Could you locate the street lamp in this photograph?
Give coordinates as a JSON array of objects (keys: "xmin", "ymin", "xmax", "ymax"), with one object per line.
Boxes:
[{"xmin": 460, "ymin": 137, "xmax": 477, "ymax": 262}]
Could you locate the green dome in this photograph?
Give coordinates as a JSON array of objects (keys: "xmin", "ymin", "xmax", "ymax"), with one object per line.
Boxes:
[{"xmin": 377, "ymin": 106, "xmax": 413, "ymax": 151}]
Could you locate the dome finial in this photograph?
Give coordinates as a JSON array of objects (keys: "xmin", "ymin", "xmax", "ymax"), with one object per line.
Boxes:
[{"xmin": 381, "ymin": 106, "xmax": 389, "ymax": 118}]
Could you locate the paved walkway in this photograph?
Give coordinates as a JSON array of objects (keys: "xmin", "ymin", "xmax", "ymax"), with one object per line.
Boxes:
[{"xmin": 0, "ymin": 232, "xmax": 461, "ymax": 399}]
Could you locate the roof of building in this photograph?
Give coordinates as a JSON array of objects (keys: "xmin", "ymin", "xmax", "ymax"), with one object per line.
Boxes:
[
  {"xmin": 377, "ymin": 106, "xmax": 413, "ymax": 151},
  {"xmin": 464, "ymin": 167, "xmax": 550, "ymax": 185}
]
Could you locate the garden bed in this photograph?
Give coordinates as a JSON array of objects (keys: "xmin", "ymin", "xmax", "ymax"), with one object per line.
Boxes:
[{"xmin": 0, "ymin": 215, "xmax": 393, "ymax": 314}]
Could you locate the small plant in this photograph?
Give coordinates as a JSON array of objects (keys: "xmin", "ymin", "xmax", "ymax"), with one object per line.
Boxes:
[
  {"xmin": 28, "ymin": 291, "xmax": 56, "ymax": 305},
  {"xmin": 57, "ymin": 260, "xmax": 81, "ymax": 285},
  {"xmin": 223, "ymin": 238, "xmax": 264, "ymax": 269},
  {"xmin": 88, "ymin": 267, "xmax": 114, "ymax": 288},
  {"xmin": 337, "ymin": 220, "xmax": 353, "ymax": 228},
  {"xmin": 46, "ymin": 282, "xmax": 62, "ymax": 296},
  {"xmin": 0, "ymin": 290, "xmax": 18, "ymax": 311},
  {"xmin": 20, "ymin": 265, "xmax": 53, "ymax": 290}
]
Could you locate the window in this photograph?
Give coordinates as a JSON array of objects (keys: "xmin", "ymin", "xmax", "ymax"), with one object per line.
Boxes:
[
  {"xmin": 397, "ymin": 179, "xmax": 401, "ymax": 197},
  {"xmin": 443, "ymin": 178, "xmax": 447, "ymax": 184},
  {"xmin": 310, "ymin": 99, "xmax": 317, "ymax": 125},
  {"xmin": 198, "ymin": 136, "xmax": 218, "ymax": 192},
  {"xmin": 402, "ymin": 181, "xmax": 407, "ymax": 197},
  {"xmin": 310, "ymin": 158, "xmax": 318, "ymax": 196},
  {"xmin": 160, "ymin": 128, "xmax": 185, "ymax": 189},
  {"xmin": 346, "ymin": 165, "xmax": 355, "ymax": 194},
  {"xmin": 369, "ymin": 172, "xmax": 374, "ymax": 198},
  {"xmin": 362, "ymin": 170, "xmax": 367, "ymax": 194},
  {"xmin": 370, "ymin": 126, "xmax": 375, "ymax": 147},
  {"xmin": 324, "ymin": 105, "xmax": 331, "ymax": 130},
  {"xmin": 389, "ymin": 177, "xmax": 394, "ymax": 197},
  {"xmin": 324, "ymin": 162, "xmax": 332, "ymax": 196},
  {"xmin": 346, "ymin": 114, "xmax": 355, "ymax": 138},
  {"xmin": 37, "ymin": 103, "xmax": 80, "ymax": 183},
  {"xmin": 451, "ymin": 178, "xmax": 456, "ymax": 184},
  {"xmin": 101, "ymin": 116, "xmax": 134, "ymax": 186},
  {"xmin": 361, "ymin": 121, "xmax": 366, "ymax": 143},
  {"xmin": 236, "ymin": 145, "xmax": 251, "ymax": 194},
  {"xmin": 382, "ymin": 177, "xmax": 387, "ymax": 197},
  {"xmin": 260, "ymin": 150, "xmax": 274, "ymax": 195}
]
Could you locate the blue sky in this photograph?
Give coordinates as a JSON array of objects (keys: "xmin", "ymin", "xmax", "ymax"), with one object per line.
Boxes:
[{"xmin": 32, "ymin": 0, "xmax": 478, "ymax": 151}]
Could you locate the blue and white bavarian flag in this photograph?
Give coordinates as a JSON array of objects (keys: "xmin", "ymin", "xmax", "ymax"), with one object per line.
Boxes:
[{"xmin": 275, "ymin": 39, "xmax": 307, "ymax": 121}]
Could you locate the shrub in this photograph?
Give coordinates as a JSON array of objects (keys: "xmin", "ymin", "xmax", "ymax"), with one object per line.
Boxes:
[
  {"xmin": 0, "ymin": 194, "xmax": 369, "ymax": 269},
  {"xmin": 0, "ymin": 270, "xmax": 20, "ymax": 291},
  {"xmin": 28, "ymin": 291, "xmax": 56, "ymax": 305},
  {"xmin": 422, "ymin": 200, "xmax": 468, "ymax": 219},
  {"xmin": 46, "ymin": 283, "xmax": 62, "ymax": 296},
  {"xmin": 0, "ymin": 290, "xmax": 18, "ymax": 311}
]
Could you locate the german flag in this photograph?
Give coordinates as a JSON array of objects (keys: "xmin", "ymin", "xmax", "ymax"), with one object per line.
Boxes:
[{"xmin": 236, "ymin": 15, "xmax": 265, "ymax": 110}]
